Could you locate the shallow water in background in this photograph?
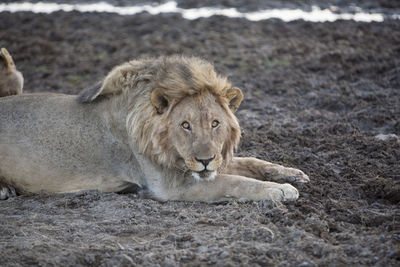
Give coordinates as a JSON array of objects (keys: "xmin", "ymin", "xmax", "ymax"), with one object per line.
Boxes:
[{"xmin": 1, "ymin": 1, "xmax": 399, "ymax": 22}]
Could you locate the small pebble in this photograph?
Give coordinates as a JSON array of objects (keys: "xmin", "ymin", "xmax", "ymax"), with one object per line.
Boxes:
[
  {"xmin": 198, "ymin": 246, "xmax": 208, "ymax": 253},
  {"xmin": 371, "ymin": 257, "xmax": 379, "ymax": 264},
  {"xmin": 374, "ymin": 134, "xmax": 399, "ymax": 142},
  {"xmin": 389, "ymin": 251, "xmax": 398, "ymax": 259},
  {"xmin": 218, "ymin": 251, "xmax": 229, "ymax": 259}
]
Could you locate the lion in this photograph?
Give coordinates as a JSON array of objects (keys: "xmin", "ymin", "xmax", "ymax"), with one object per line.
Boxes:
[
  {"xmin": 0, "ymin": 48, "xmax": 23, "ymax": 97},
  {"xmin": 0, "ymin": 55, "xmax": 309, "ymax": 201}
]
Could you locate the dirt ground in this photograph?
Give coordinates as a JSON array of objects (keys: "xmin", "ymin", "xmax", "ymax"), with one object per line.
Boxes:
[{"xmin": 0, "ymin": 1, "xmax": 399, "ymax": 266}]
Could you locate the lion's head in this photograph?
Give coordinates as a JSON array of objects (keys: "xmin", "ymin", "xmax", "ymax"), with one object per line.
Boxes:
[{"xmin": 79, "ymin": 56, "xmax": 243, "ymax": 181}]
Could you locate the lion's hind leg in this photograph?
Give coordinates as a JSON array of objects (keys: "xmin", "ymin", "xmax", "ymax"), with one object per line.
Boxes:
[{"xmin": 0, "ymin": 182, "xmax": 17, "ymax": 200}]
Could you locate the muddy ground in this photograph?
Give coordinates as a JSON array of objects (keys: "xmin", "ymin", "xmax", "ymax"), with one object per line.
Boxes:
[{"xmin": 0, "ymin": 1, "xmax": 400, "ymax": 266}]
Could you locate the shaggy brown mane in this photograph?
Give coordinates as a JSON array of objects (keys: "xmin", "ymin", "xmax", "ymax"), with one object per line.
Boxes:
[
  {"xmin": 80, "ymin": 55, "xmax": 241, "ymax": 172},
  {"xmin": 154, "ymin": 56, "xmax": 232, "ymax": 100},
  {"xmin": 123, "ymin": 56, "xmax": 240, "ymax": 171}
]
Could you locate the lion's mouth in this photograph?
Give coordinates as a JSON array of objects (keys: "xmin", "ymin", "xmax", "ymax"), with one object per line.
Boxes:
[{"xmin": 191, "ymin": 170, "xmax": 217, "ymax": 181}]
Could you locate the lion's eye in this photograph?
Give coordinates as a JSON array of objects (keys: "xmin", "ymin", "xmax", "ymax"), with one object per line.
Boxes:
[
  {"xmin": 181, "ymin": 121, "xmax": 191, "ymax": 130},
  {"xmin": 212, "ymin": 120, "xmax": 219, "ymax": 128}
]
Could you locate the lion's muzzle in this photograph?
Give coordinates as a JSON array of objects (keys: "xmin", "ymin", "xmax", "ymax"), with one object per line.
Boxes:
[
  {"xmin": 185, "ymin": 155, "xmax": 219, "ymax": 172},
  {"xmin": 195, "ymin": 156, "xmax": 215, "ymax": 169},
  {"xmin": 185, "ymin": 155, "xmax": 221, "ymax": 181}
]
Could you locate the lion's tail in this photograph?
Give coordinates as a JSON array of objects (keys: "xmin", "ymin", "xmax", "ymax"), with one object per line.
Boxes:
[{"xmin": 0, "ymin": 47, "xmax": 24, "ymax": 97}]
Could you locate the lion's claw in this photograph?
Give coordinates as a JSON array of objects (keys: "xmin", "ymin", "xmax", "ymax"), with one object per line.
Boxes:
[
  {"xmin": 263, "ymin": 167, "xmax": 310, "ymax": 184},
  {"xmin": 0, "ymin": 183, "xmax": 17, "ymax": 200},
  {"xmin": 290, "ymin": 170, "xmax": 310, "ymax": 183}
]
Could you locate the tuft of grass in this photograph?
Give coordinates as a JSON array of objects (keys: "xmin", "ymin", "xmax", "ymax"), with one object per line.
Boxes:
[
  {"xmin": 264, "ymin": 59, "xmax": 290, "ymax": 68},
  {"xmin": 238, "ymin": 60, "xmax": 254, "ymax": 71},
  {"xmin": 96, "ymin": 51, "xmax": 108, "ymax": 61},
  {"xmin": 35, "ymin": 65, "xmax": 49, "ymax": 73},
  {"xmin": 66, "ymin": 74, "xmax": 89, "ymax": 87}
]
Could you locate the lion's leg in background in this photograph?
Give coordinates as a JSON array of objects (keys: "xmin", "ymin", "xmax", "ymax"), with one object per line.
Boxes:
[
  {"xmin": 224, "ymin": 157, "xmax": 309, "ymax": 184},
  {"xmin": 172, "ymin": 174, "xmax": 299, "ymax": 202}
]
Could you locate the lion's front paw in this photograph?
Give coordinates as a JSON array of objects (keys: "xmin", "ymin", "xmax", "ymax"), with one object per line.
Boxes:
[
  {"xmin": 264, "ymin": 166, "xmax": 310, "ymax": 184},
  {"xmin": 0, "ymin": 183, "xmax": 17, "ymax": 200},
  {"xmin": 280, "ymin": 168, "xmax": 310, "ymax": 183},
  {"xmin": 277, "ymin": 183, "xmax": 299, "ymax": 201},
  {"xmin": 262, "ymin": 183, "xmax": 299, "ymax": 202}
]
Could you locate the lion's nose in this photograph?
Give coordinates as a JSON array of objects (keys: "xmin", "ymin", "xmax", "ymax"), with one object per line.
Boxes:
[{"xmin": 195, "ymin": 156, "xmax": 215, "ymax": 167}]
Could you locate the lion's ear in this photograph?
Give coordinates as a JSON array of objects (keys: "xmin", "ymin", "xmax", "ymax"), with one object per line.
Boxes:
[
  {"xmin": 78, "ymin": 64, "xmax": 133, "ymax": 103},
  {"xmin": 78, "ymin": 81, "xmax": 104, "ymax": 103},
  {"xmin": 151, "ymin": 89, "xmax": 169, "ymax": 114},
  {"xmin": 226, "ymin": 87, "xmax": 243, "ymax": 112}
]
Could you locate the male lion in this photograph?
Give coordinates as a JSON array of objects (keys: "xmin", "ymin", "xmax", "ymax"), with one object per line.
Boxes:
[
  {"xmin": 0, "ymin": 48, "xmax": 23, "ymax": 97},
  {"xmin": 0, "ymin": 56, "xmax": 309, "ymax": 201}
]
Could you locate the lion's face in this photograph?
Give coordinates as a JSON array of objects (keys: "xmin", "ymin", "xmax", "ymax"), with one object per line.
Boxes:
[{"xmin": 167, "ymin": 92, "xmax": 236, "ymax": 181}]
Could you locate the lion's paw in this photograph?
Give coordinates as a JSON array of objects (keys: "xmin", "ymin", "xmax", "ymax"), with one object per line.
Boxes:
[
  {"xmin": 264, "ymin": 166, "xmax": 310, "ymax": 184},
  {"xmin": 280, "ymin": 168, "xmax": 310, "ymax": 184},
  {"xmin": 0, "ymin": 183, "xmax": 17, "ymax": 200},
  {"xmin": 263, "ymin": 183, "xmax": 299, "ymax": 202},
  {"xmin": 277, "ymin": 183, "xmax": 299, "ymax": 201}
]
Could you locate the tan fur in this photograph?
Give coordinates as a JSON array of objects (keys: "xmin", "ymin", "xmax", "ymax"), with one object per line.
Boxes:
[
  {"xmin": 0, "ymin": 55, "xmax": 308, "ymax": 202},
  {"xmin": 0, "ymin": 48, "xmax": 23, "ymax": 97}
]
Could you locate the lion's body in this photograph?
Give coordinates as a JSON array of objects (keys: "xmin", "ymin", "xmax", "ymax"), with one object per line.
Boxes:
[
  {"xmin": 0, "ymin": 94, "xmax": 135, "ymax": 193},
  {"xmin": 0, "ymin": 56, "xmax": 308, "ymax": 201}
]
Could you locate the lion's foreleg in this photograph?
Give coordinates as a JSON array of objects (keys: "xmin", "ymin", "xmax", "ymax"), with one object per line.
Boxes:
[
  {"xmin": 224, "ymin": 157, "xmax": 309, "ymax": 183},
  {"xmin": 172, "ymin": 174, "xmax": 298, "ymax": 202}
]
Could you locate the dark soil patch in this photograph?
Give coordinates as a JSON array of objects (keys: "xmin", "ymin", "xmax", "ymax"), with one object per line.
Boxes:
[{"xmin": 0, "ymin": 2, "xmax": 399, "ymax": 266}]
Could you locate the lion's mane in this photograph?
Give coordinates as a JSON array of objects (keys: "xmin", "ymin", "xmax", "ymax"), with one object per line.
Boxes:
[{"xmin": 82, "ymin": 56, "xmax": 241, "ymax": 172}]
